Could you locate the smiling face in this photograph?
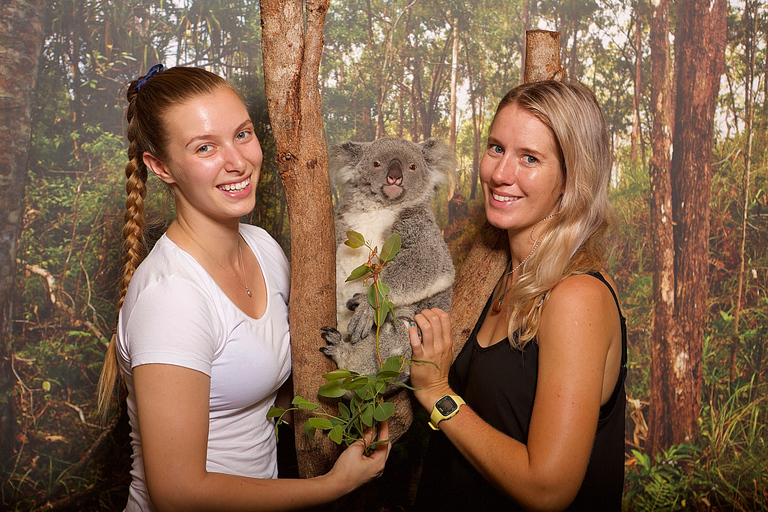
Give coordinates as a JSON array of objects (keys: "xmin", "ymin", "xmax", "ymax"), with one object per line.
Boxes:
[
  {"xmin": 143, "ymin": 86, "xmax": 262, "ymax": 224},
  {"xmin": 480, "ymin": 103, "xmax": 565, "ymax": 238}
]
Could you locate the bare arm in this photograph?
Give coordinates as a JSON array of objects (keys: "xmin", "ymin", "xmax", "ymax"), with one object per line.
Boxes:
[
  {"xmin": 134, "ymin": 364, "xmax": 390, "ymax": 512},
  {"xmin": 408, "ymin": 274, "xmax": 622, "ymax": 512}
]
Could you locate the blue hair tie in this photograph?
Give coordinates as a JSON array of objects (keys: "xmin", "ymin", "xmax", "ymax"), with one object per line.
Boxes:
[{"xmin": 136, "ymin": 64, "xmax": 164, "ymax": 91}]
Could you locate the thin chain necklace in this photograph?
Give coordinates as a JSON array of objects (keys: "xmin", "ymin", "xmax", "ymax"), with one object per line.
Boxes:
[
  {"xmin": 492, "ymin": 212, "xmax": 560, "ymax": 313},
  {"xmin": 177, "ymin": 223, "xmax": 252, "ymax": 297}
]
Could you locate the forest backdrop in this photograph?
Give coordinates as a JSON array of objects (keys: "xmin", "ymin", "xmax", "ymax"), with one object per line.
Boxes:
[{"xmin": 1, "ymin": 0, "xmax": 767, "ymax": 510}]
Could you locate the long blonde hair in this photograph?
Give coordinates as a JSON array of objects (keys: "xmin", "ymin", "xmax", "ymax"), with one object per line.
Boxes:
[
  {"xmin": 495, "ymin": 80, "xmax": 614, "ymax": 348},
  {"xmin": 96, "ymin": 66, "xmax": 231, "ymax": 419}
]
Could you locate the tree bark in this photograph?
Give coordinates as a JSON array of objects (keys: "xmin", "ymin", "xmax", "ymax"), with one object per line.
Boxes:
[
  {"xmin": 646, "ymin": 0, "xmax": 676, "ymax": 455},
  {"xmin": 524, "ymin": 30, "xmax": 565, "ymax": 82},
  {"xmin": 0, "ymin": 0, "xmax": 46, "ymax": 462},
  {"xmin": 261, "ymin": 0, "xmax": 339, "ymax": 478},
  {"xmin": 667, "ymin": 0, "xmax": 726, "ymax": 446}
]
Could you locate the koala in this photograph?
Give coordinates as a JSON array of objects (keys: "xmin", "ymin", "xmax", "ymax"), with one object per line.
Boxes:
[{"xmin": 320, "ymin": 137, "xmax": 456, "ymax": 384}]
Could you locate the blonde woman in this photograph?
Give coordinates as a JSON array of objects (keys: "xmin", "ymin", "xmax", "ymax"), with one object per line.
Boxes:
[{"xmin": 410, "ymin": 81, "xmax": 626, "ymax": 511}]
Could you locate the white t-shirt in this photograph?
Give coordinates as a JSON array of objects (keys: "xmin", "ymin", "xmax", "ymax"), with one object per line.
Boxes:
[{"xmin": 116, "ymin": 224, "xmax": 291, "ymax": 512}]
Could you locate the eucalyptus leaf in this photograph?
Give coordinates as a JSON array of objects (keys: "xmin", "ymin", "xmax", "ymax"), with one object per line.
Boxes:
[
  {"xmin": 345, "ymin": 376, "xmax": 370, "ymax": 390},
  {"xmin": 307, "ymin": 417, "xmax": 334, "ymax": 430},
  {"xmin": 329, "ymin": 424, "xmax": 344, "ymax": 444},
  {"xmin": 374, "ymin": 402, "xmax": 395, "ymax": 421},
  {"xmin": 323, "ymin": 369, "xmax": 353, "ymax": 380},
  {"xmin": 292, "ymin": 396, "xmax": 321, "ymax": 409},
  {"xmin": 375, "ymin": 370, "xmax": 400, "ymax": 381},
  {"xmin": 345, "ymin": 230, "xmax": 366, "ymax": 248},
  {"xmin": 367, "ymin": 285, "xmax": 378, "ymax": 310},
  {"xmin": 318, "ymin": 379, "xmax": 348, "ymax": 398},
  {"xmin": 361, "ymin": 404, "xmax": 374, "ymax": 427},
  {"xmin": 346, "ymin": 264, "xmax": 371, "ymax": 282},
  {"xmin": 338, "ymin": 402, "xmax": 351, "ymax": 420},
  {"xmin": 304, "ymin": 422, "xmax": 317, "ymax": 440},
  {"xmin": 380, "ymin": 233, "xmax": 402, "ymax": 262},
  {"xmin": 376, "ymin": 305, "xmax": 389, "ymax": 327},
  {"xmin": 382, "ymin": 355, "xmax": 402, "ymax": 372}
]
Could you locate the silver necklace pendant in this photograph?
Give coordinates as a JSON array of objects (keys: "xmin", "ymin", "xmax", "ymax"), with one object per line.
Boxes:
[{"xmin": 178, "ymin": 223, "xmax": 253, "ymax": 298}]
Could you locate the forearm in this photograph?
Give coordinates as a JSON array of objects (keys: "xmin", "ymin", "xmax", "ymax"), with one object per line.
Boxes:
[
  {"xmin": 432, "ymin": 401, "xmax": 580, "ymax": 512},
  {"xmin": 150, "ymin": 471, "xmax": 351, "ymax": 512}
]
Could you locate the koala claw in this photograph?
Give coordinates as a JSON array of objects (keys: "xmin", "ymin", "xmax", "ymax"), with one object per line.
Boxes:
[{"xmin": 319, "ymin": 326, "xmax": 342, "ymax": 356}]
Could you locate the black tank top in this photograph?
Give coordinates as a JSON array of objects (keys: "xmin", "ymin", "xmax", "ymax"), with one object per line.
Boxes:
[{"xmin": 415, "ymin": 271, "xmax": 627, "ymax": 511}]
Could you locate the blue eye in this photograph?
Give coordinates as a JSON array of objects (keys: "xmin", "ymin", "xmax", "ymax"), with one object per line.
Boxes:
[
  {"xmin": 197, "ymin": 144, "xmax": 212, "ymax": 153},
  {"xmin": 524, "ymin": 155, "xmax": 538, "ymax": 164},
  {"xmin": 488, "ymin": 144, "xmax": 503, "ymax": 154},
  {"xmin": 236, "ymin": 130, "xmax": 249, "ymax": 140}
]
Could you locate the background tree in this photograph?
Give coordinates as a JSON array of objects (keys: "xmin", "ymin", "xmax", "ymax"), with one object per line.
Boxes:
[
  {"xmin": 0, "ymin": 0, "xmax": 46, "ymax": 463},
  {"xmin": 646, "ymin": 0, "xmax": 675, "ymax": 456},
  {"xmin": 658, "ymin": 0, "xmax": 727, "ymax": 448}
]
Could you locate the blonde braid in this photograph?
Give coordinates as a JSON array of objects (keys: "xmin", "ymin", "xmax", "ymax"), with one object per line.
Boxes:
[{"xmin": 97, "ymin": 140, "xmax": 148, "ymax": 420}]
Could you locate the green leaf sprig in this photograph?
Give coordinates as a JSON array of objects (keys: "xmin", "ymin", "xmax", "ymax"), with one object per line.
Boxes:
[
  {"xmin": 267, "ymin": 355, "xmax": 416, "ymax": 455},
  {"xmin": 344, "ymin": 230, "xmax": 402, "ymax": 366}
]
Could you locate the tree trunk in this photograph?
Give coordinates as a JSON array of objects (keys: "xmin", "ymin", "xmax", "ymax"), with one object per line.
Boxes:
[
  {"xmin": 667, "ymin": 0, "xmax": 726, "ymax": 446},
  {"xmin": 524, "ymin": 31, "xmax": 564, "ymax": 82},
  {"xmin": 0, "ymin": 0, "xmax": 46, "ymax": 462},
  {"xmin": 730, "ymin": 0, "xmax": 757, "ymax": 386},
  {"xmin": 449, "ymin": 18, "xmax": 459, "ymax": 152},
  {"xmin": 630, "ymin": 4, "xmax": 643, "ymax": 168},
  {"xmin": 261, "ymin": 0, "xmax": 339, "ymax": 479},
  {"xmin": 646, "ymin": 0, "xmax": 676, "ymax": 455},
  {"xmin": 464, "ymin": 34, "xmax": 483, "ymax": 201}
]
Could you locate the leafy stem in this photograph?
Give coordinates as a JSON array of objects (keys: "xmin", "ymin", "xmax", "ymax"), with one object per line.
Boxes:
[
  {"xmin": 345, "ymin": 230, "xmax": 401, "ymax": 366},
  {"xmin": 267, "ymin": 355, "xmax": 416, "ymax": 456}
]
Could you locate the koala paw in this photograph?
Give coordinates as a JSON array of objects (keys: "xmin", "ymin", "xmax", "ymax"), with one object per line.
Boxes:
[
  {"xmin": 320, "ymin": 326, "xmax": 342, "ymax": 358},
  {"xmin": 346, "ymin": 302, "xmax": 377, "ymax": 343},
  {"xmin": 345, "ymin": 292, "xmax": 366, "ymax": 312}
]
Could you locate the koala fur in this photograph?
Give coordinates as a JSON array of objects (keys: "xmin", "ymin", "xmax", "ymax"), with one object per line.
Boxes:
[{"xmin": 320, "ymin": 137, "xmax": 456, "ymax": 383}]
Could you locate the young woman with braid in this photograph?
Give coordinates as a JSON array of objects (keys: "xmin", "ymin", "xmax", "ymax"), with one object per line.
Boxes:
[
  {"xmin": 97, "ymin": 65, "xmax": 390, "ymax": 512},
  {"xmin": 409, "ymin": 81, "xmax": 626, "ymax": 511}
]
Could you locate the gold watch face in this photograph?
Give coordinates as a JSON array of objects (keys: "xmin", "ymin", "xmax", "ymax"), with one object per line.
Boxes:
[{"xmin": 435, "ymin": 396, "xmax": 458, "ymax": 416}]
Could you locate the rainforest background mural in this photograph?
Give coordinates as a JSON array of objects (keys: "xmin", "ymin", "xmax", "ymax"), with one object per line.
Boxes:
[{"xmin": 1, "ymin": 0, "xmax": 766, "ymax": 510}]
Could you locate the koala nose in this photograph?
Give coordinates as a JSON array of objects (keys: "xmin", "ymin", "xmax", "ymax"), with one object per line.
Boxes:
[{"xmin": 386, "ymin": 159, "xmax": 403, "ymax": 186}]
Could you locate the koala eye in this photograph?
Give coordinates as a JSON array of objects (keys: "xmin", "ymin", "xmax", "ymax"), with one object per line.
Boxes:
[
  {"xmin": 373, "ymin": 161, "xmax": 381, "ymax": 168},
  {"xmin": 408, "ymin": 164, "xmax": 417, "ymax": 171}
]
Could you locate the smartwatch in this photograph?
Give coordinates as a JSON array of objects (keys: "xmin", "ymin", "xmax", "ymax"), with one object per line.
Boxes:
[{"xmin": 428, "ymin": 395, "xmax": 465, "ymax": 430}]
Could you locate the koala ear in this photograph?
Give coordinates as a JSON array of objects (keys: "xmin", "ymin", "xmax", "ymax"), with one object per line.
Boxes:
[
  {"xmin": 329, "ymin": 141, "xmax": 368, "ymax": 186},
  {"xmin": 420, "ymin": 138, "xmax": 456, "ymax": 172},
  {"xmin": 419, "ymin": 138, "xmax": 456, "ymax": 187}
]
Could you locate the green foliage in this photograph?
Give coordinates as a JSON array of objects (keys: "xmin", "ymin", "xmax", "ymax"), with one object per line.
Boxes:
[
  {"xmin": 268, "ymin": 355, "xmax": 414, "ymax": 455},
  {"xmin": 625, "ymin": 444, "xmax": 703, "ymax": 511},
  {"xmin": 343, "ymin": 230, "xmax": 402, "ymax": 364}
]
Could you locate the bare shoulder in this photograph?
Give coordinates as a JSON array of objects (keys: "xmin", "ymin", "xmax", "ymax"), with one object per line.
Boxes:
[
  {"xmin": 545, "ymin": 271, "xmax": 618, "ymax": 315},
  {"xmin": 538, "ymin": 271, "xmax": 621, "ymax": 351}
]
